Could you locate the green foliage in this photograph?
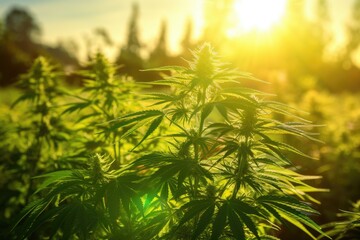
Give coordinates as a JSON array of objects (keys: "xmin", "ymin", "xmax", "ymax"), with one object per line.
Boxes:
[
  {"xmin": 286, "ymin": 90, "xmax": 360, "ymax": 225},
  {"xmin": 7, "ymin": 45, "xmax": 326, "ymax": 239},
  {"xmin": 320, "ymin": 200, "xmax": 360, "ymax": 239},
  {"xmin": 13, "ymin": 154, "xmax": 145, "ymax": 239},
  {"xmin": 0, "ymin": 57, "xmax": 69, "ymax": 237},
  {"xmin": 62, "ymin": 53, "xmax": 142, "ymax": 165},
  {"xmin": 0, "ymin": 53, "xmax": 142, "ymax": 238}
]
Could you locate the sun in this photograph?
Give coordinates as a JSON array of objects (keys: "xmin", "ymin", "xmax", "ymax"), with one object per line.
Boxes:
[{"xmin": 229, "ymin": 0, "xmax": 287, "ymax": 35}]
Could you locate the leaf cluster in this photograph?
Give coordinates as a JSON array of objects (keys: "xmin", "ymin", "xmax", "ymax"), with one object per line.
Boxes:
[{"xmin": 10, "ymin": 45, "xmax": 326, "ymax": 239}]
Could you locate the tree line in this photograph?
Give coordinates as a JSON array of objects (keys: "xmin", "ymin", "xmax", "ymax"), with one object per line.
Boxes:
[{"xmin": 1, "ymin": 0, "xmax": 360, "ymax": 92}]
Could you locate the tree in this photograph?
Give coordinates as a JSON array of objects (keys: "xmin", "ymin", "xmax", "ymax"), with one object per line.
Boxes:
[
  {"xmin": 202, "ymin": 0, "xmax": 233, "ymax": 46},
  {"xmin": 275, "ymin": 0, "xmax": 329, "ymax": 88},
  {"xmin": 148, "ymin": 20, "xmax": 168, "ymax": 67},
  {"xmin": 0, "ymin": 7, "xmax": 80, "ymax": 87},
  {"xmin": 125, "ymin": 3, "xmax": 141, "ymax": 56},
  {"xmin": 180, "ymin": 18, "xmax": 195, "ymax": 58},
  {"xmin": 4, "ymin": 7, "xmax": 40, "ymax": 45},
  {"xmin": 84, "ymin": 27, "xmax": 114, "ymax": 60},
  {"xmin": 343, "ymin": 0, "xmax": 360, "ymax": 67},
  {"xmin": 0, "ymin": 7, "xmax": 41, "ymax": 86},
  {"xmin": 115, "ymin": 3, "xmax": 143, "ymax": 79},
  {"xmin": 0, "ymin": 20, "xmax": 4, "ymax": 38}
]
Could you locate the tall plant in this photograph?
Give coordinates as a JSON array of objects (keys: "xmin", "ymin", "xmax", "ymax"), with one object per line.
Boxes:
[
  {"xmin": 1, "ymin": 57, "xmax": 69, "ymax": 238},
  {"xmin": 62, "ymin": 53, "xmax": 143, "ymax": 166},
  {"xmin": 320, "ymin": 200, "xmax": 360, "ymax": 239},
  {"xmin": 13, "ymin": 45, "xmax": 326, "ymax": 239}
]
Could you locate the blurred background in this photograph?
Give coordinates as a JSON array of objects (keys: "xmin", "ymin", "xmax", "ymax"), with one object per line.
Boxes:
[
  {"xmin": 0, "ymin": 0, "xmax": 359, "ymax": 90},
  {"xmin": 1, "ymin": 0, "xmax": 360, "ymax": 239}
]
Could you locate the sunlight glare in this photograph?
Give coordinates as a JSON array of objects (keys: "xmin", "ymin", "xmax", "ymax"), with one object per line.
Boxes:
[{"xmin": 230, "ymin": 0, "xmax": 287, "ymax": 35}]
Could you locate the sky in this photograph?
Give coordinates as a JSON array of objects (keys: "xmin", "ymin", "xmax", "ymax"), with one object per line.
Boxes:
[
  {"xmin": 0, "ymin": 0, "xmax": 204, "ymax": 60},
  {"xmin": 0, "ymin": 0, "xmax": 354, "ymax": 61}
]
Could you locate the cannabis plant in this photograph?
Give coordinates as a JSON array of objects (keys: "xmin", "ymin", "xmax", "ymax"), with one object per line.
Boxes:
[
  {"xmin": 1, "ymin": 57, "xmax": 70, "ymax": 238},
  {"xmin": 62, "ymin": 53, "xmax": 143, "ymax": 166},
  {"xmin": 13, "ymin": 45, "xmax": 326, "ymax": 239},
  {"xmin": 12, "ymin": 56, "xmax": 69, "ymax": 170},
  {"xmin": 319, "ymin": 200, "xmax": 360, "ymax": 239}
]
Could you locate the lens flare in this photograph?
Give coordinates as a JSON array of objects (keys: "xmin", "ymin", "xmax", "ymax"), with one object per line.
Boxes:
[{"xmin": 229, "ymin": 0, "xmax": 286, "ymax": 35}]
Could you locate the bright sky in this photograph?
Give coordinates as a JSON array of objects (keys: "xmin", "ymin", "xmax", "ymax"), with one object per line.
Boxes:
[
  {"xmin": 0, "ymin": 0, "xmax": 204, "ymax": 60},
  {"xmin": 0, "ymin": 0, "xmax": 354, "ymax": 61}
]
